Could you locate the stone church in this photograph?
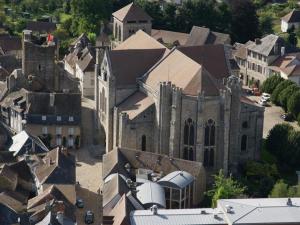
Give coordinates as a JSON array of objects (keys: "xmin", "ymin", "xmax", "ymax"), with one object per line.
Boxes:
[{"xmin": 95, "ymin": 3, "xmax": 264, "ymax": 175}]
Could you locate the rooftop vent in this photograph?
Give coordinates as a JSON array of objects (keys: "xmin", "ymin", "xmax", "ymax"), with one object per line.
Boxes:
[
  {"xmin": 287, "ymin": 198, "xmax": 293, "ymax": 206},
  {"xmin": 150, "ymin": 205, "xmax": 158, "ymax": 215},
  {"xmin": 200, "ymin": 210, "xmax": 206, "ymax": 214},
  {"xmin": 225, "ymin": 205, "xmax": 233, "ymax": 213}
]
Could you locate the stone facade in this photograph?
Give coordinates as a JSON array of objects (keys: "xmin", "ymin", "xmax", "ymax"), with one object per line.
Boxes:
[{"xmin": 95, "ymin": 46, "xmax": 264, "ymax": 177}]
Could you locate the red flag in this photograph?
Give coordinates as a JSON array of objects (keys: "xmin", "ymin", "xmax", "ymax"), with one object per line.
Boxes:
[{"xmin": 47, "ymin": 33, "xmax": 54, "ymax": 42}]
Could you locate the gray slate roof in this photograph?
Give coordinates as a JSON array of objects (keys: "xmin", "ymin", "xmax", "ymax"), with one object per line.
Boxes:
[{"xmin": 247, "ymin": 34, "xmax": 281, "ymax": 56}]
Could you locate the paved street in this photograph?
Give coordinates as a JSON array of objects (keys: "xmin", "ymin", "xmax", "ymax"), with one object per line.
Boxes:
[
  {"xmin": 72, "ymin": 97, "xmax": 103, "ymax": 225},
  {"xmin": 247, "ymin": 95, "xmax": 299, "ymax": 138}
]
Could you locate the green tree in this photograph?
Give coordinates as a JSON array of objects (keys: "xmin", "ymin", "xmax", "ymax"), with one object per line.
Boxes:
[
  {"xmin": 271, "ymin": 80, "xmax": 294, "ymax": 105},
  {"xmin": 278, "ymin": 84, "xmax": 299, "ymax": 110},
  {"xmin": 287, "ymin": 90, "xmax": 300, "ymax": 118},
  {"xmin": 240, "ymin": 161, "xmax": 279, "ymax": 197},
  {"xmin": 261, "ymin": 75, "xmax": 283, "ymax": 94},
  {"xmin": 259, "ymin": 14, "xmax": 273, "ymax": 36},
  {"xmin": 288, "ymin": 32, "xmax": 298, "ymax": 47},
  {"xmin": 230, "ymin": 0, "xmax": 259, "ymax": 43},
  {"xmin": 206, "ymin": 170, "xmax": 245, "ymax": 207},
  {"xmin": 266, "ymin": 123, "xmax": 293, "ymax": 161},
  {"xmin": 270, "ymin": 180, "xmax": 300, "ymax": 197},
  {"xmin": 270, "ymin": 180, "xmax": 289, "ymax": 197}
]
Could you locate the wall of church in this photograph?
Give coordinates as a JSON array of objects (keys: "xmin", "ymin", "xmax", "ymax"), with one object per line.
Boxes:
[{"xmin": 118, "ymin": 106, "xmax": 155, "ymax": 152}]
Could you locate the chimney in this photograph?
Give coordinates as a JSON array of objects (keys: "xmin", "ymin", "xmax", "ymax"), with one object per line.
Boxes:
[
  {"xmin": 150, "ymin": 205, "xmax": 158, "ymax": 215},
  {"xmin": 23, "ymin": 30, "xmax": 32, "ymax": 42},
  {"xmin": 255, "ymin": 38, "xmax": 261, "ymax": 45},
  {"xmin": 281, "ymin": 47, "xmax": 285, "ymax": 56}
]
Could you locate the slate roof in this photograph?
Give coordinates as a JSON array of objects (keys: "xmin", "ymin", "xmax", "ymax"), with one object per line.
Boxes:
[
  {"xmin": 143, "ymin": 48, "xmax": 220, "ymax": 96},
  {"xmin": 185, "ymin": 26, "xmax": 230, "ymax": 46},
  {"xmin": 0, "ymin": 151, "xmax": 16, "ymax": 164},
  {"xmin": 177, "ymin": 44, "xmax": 230, "ymax": 80},
  {"xmin": 34, "ymin": 148, "xmax": 76, "ymax": 185},
  {"xmin": 26, "ymin": 92, "xmax": 81, "ymax": 116},
  {"xmin": 117, "ymin": 92, "xmax": 154, "ymax": 120},
  {"xmin": 76, "ymin": 46, "xmax": 95, "ymax": 72},
  {"xmin": 151, "ymin": 29, "xmax": 189, "ymax": 46},
  {"xmin": 26, "ymin": 21, "xmax": 57, "ymax": 33},
  {"xmin": 0, "ymin": 191, "xmax": 26, "ymax": 213},
  {"xmin": 247, "ymin": 34, "xmax": 280, "ymax": 56},
  {"xmin": 112, "ymin": 3, "xmax": 152, "ymax": 22},
  {"xmin": 8, "ymin": 160, "xmax": 34, "ymax": 181},
  {"xmin": 108, "ymin": 48, "xmax": 166, "ymax": 87},
  {"xmin": 0, "ymin": 35, "xmax": 22, "ymax": 52},
  {"xmin": 282, "ymin": 9, "xmax": 300, "ymax": 23},
  {"xmin": 0, "ymin": 88, "xmax": 27, "ymax": 112},
  {"xmin": 0, "ymin": 54, "xmax": 21, "ymax": 75}
]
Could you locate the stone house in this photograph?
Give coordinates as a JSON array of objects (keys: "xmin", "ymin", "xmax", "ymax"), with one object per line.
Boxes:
[
  {"xmin": 75, "ymin": 46, "xmax": 96, "ymax": 98},
  {"xmin": 268, "ymin": 53, "xmax": 300, "ymax": 85},
  {"xmin": 95, "ymin": 31, "xmax": 264, "ymax": 177},
  {"xmin": 281, "ymin": 9, "xmax": 300, "ymax": 32},
  {"xmin": 233, "ymin": 34, "xmax": 285, "ymax": 87}
]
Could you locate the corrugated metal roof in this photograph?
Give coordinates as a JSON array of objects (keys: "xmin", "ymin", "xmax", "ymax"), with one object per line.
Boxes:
[
  {"xmin": 130, "ymin": 208, "xmax": 226, "ymax": 225},
  {"xmin": 158, "ymin": 171, "xmax": 194, "ymax": 189},
  {"xmin": 136, "ymin": 182, "xmax": 166, "ymax": 208}
]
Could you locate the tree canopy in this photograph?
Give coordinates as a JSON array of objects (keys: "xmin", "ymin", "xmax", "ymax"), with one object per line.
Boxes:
[
  {"xmin": 206, "ymin": 170, "xmax": 245, "ymax": 207},
  {"xmin": 261, "ymin": 75, "xmax": 284, "ymax": 94}
]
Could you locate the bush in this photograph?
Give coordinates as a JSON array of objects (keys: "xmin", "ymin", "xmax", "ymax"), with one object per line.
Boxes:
[
  {"xmin": 278, "ymin": 84, "xmax": 299, "ymax": 110},
  {"xmin": 261, "ymin": 75, "xmax": 283, "ymax": 94},
  {"xmin": 270, "ymin": 180, "xmax": 300, "ymax": 197},
  {"xmin": 287, "ymin": 90, "xmax": 300, "ymax": 118},
  {"xmin": 271, "ymin": 80, "xmax": 294, "ymax": 105}
]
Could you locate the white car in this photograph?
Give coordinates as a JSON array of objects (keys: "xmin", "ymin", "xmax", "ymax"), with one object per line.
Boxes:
[
  {"xmin": 258, "ymin": 98, "xmax": 267, "ymax": 106},
  {"xmin": 261, "ymin": 93, "xmax": 271, "ymax": 101}
]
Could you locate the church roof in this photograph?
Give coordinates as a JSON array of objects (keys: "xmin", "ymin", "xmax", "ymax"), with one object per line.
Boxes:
[
  {"xmin": 112, "ymin": 3, "xmax": 152, "ymax": 22},
  {"xmin": 117, "ymin": 92, "xmax": 154, "ymax": 120},
  {"xmin": 115, "ymin": 30, "xmax": 169, "ymax": 52},
  {"xmin": 143, "ymin": 49, "xmax": 220, "ymax": 96},
  {"xmin": 177, "ymin": 44, "xmax": 230, "ymax": 80},
  {"xmin": 185, "ymin": 26, "xmax": 230, "ymax": 46},
  {"xmin": 151, "ymin": 29, "xmax": 189, "ymax": 46},
  {"xmin": 108, "ymin": 48, "xmax": 166, "ymax": 87}
]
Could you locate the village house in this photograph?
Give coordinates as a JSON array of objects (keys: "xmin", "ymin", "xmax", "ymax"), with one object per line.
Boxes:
[
  {"xmin": 233, "ymin": 34, "xmax": 285, "ymax": 87},
  {"xmin": 281, "ymin": 9, "xmax": 300, "ymax": 32}
]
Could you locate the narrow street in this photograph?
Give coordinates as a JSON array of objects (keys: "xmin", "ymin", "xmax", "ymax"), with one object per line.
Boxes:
[{"xmin": 72, "ymin": 97, "xmax": 103, "ymax": 225}]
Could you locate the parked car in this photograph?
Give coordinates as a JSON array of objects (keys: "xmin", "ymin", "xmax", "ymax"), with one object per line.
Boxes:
[
  {"xmin": 85, "ymin": 210, "xmax": 94, "ymax": 224},
  {"xmin": 280, "ymin": 113, "xmax": 293, "ymax": 121},
  {"xmin": 262, "ymin": 93, "xmax": 271, "ymax": 101},
  {"xmin": 258, "ymin": 98, "xmax": 267, "ymax": 106},
  {"xmin": 76, "ymin": 198, "xmax": 84, "ymax": 208}
]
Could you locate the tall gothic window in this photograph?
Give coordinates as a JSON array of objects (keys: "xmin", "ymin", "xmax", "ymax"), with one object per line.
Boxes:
[
  {"xmin": 241, "ymin": 135, "xmax": 247, "ymax": 151},
  {"xmin": 183, "ymin": 118, "xmax": 195, "ymax": 161},
  {"xmin": 204, "ymin": 119, "xmax": 216, "ymax": 168},
  {"xmin": 141, "ymin": 135, "xmax": 146, "ymax": 151}
]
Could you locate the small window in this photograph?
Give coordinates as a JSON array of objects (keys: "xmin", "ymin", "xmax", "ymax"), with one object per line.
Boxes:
[
  {"xmin": 242, "ymin": 121, "xmax": 248, "ymax": 129},
  {"xmin": 68, "ymin": 127, "xmax": 74, "ymax": 135},
  {"xmin": 57, "ymin": 116, "xmax": 62, "ymax": 121},
  {"xmin": 42, "ymin": 126, "xmax": 48, "ymax": 134},
  {"xmin": 241, "ymin": 135, "xmax": 247, "ymax": 151},
  {"xmin": 56, "ymin": 127, "xmax": 62, "ymax": 135},
  {"xmin": 69, "ymin": 116, "xmax": 74, "ymax": 122},
  {"xmin": 42, "ymin": 115, "xmax": 46, "ymax": 121},
  {"xmin": 141, "ymin": 135, "xmax": 146, "ymax": 151}
]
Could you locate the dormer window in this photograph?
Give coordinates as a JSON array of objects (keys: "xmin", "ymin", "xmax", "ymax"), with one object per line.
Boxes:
[
  {"xmin": 42, "ymin": 115, "xmax": 46, "ymax": 121},
  {"xmin": 57, "ymin": 116, "xmax": 62, "ymax": 121},
  {"xmin": 69, "ymin": 116, "xmax": 74, "ymax": 122}
]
